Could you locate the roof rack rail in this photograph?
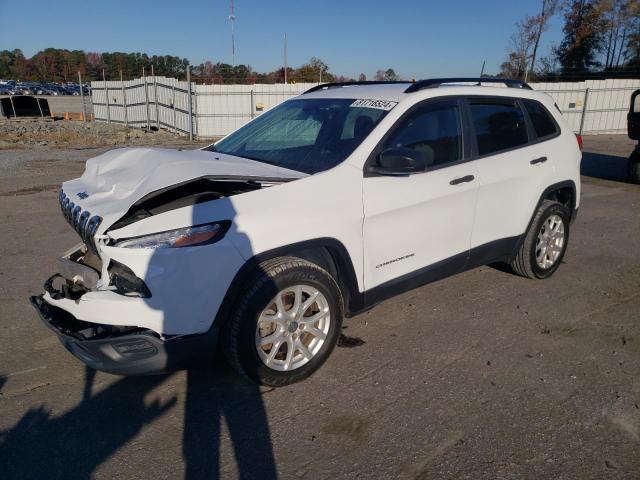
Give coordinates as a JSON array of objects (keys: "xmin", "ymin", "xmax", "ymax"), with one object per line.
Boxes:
[
  {"xmin": 404, "ymin": 77, "xmax": 532, "ymax": 93},
  {"xmin": 304, "ymin": 81, "xmax": 408, "ymax": 94}
]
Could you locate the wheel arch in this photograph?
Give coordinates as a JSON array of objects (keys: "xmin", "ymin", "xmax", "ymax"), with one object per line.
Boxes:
[
  {"xmin": 541, "ymin": 180, "xmax": 576, "ymax": 213},
  {"xmin": 214, "ymin": 238, "xmax": 362, "ymax": 332},
  {"xmin": 508, "ymin": 180, "xmax": 577, "ymax": 261}
]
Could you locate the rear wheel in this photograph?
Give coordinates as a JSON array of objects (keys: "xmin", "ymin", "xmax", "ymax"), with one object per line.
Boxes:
[
  {"xmin": 510, "ymin": 200, "xmax": 570, "ymax": 279},
  {"xmin": 223, "ymin": 257, "xmax": 343, "ymax": 386}
]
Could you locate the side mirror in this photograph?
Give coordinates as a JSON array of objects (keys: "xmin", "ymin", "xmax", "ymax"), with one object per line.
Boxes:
[
  {"xmin": 628, "ymin": 89, "xmax": 640, "ymax": 141},
  {"xmin": 369, "ymin": 147, "xmax": 426, "ymax": 176}
]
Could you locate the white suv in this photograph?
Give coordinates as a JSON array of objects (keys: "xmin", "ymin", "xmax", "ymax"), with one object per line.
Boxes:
[{"xmin": 31, "ymin": 78, "xmax": 581, "ymax": 386}]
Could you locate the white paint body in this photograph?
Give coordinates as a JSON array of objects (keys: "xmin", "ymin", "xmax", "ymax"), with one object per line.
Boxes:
[{"xmin": 42, "ymin": 84, "xmax": 581, "ymax": 337}]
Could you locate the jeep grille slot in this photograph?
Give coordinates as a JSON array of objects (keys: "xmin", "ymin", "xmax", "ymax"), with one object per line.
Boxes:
[{"xmin": 59, "ymin": 190, "xmax": 102, "ymax": 254}]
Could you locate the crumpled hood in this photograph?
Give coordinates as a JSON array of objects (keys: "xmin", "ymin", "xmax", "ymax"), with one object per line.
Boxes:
[{"xmin": 61, "ymin": 147, "xmax": 306, "ymax": 233}]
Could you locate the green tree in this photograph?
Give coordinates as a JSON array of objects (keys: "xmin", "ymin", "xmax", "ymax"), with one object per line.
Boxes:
[
  {"xmin": 555, "ymin": 0, "xmax": 606, "ymax": 73},
  {"xmin": 374, "ymin": 68, "xmax": 399, "ymax": 81}
]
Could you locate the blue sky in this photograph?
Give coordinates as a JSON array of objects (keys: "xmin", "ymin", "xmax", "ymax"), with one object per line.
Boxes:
[{"xmin": 0, "ymin": 0, "xmax": 563, "ymax": 78}]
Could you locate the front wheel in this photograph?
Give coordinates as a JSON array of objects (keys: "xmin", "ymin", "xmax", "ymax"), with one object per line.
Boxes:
[
  {"xmin": 223, "ymin": 257, "xmax": 343, "ymax": 387},
  {"xmin": 510, "ymin": 200, "xmax": 570, "ymax": 279}
]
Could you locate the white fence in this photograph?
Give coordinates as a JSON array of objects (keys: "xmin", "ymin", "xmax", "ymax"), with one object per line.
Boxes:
[
  {"xmin": 91, "ymin": 76, "xmax": 316, "ymax": 138},
  {"xmin": 530, "ymin": 78, "xmax": 640, "ymax": 135},
  {"xmin": 91, "ymin": 76, "xmax": 207, "ymax": 136},
  {"xmin": 91, "ymin": 77, "xmax": 640, "ymax": 138}
]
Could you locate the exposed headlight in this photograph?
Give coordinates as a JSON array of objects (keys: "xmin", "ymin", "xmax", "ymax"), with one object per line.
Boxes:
[{"xmin": 114, "ymin": 222, "xmax": 229, "ymax": 249}]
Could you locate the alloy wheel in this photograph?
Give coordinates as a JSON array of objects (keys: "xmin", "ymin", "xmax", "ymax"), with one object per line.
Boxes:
[
  {"xmin": 535, "ymin": 214, "xmax": 565, "ymax": 269},
  {"xmin": 255, "ymin": 285, "xmax": 331, "ymax": 371}
]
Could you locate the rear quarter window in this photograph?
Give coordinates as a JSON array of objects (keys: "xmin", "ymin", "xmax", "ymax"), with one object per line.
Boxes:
[{"xmin": 523, "ymin": 99, "xmax": 559, "ymax": 139}]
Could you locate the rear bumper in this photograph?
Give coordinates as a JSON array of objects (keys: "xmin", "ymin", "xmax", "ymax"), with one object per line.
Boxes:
[{"xmin": 29, "ymin": 294, "xmax": 218, "ymax": 375}]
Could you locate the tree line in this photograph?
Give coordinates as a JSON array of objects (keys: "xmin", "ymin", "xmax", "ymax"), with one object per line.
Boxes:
[
  {"xmin": 0, "ymin": 48, "xmax": 403, "ymax": 85},
  {"xmin": 0, "ymin": 47, "xmax": 406, "ymax": 85},
  {"xmin": 500, "ymin": 0, "xmax": 640, "ymax": 81}
]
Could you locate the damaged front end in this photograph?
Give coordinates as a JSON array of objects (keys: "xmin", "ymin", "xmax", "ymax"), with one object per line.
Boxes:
[
  {"xmin": 30, "ymin": 243, "xmax": 216, "ymax": 375},
  {"xmin": 30, "ymin": 146, "xmax": 303, "ymax": 374},
  {"xmin": 30, "ymin": 294, "xmax": 216, "ymax": 375}
]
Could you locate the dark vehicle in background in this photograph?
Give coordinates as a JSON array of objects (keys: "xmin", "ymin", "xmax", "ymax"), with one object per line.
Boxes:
[
  {"xmin": 628, "ymin": 89, "xmax": 640, "ymax": 184},
  {"xmin": 15, "ymin": 85, "xmax": 35, "ymax": 95}
]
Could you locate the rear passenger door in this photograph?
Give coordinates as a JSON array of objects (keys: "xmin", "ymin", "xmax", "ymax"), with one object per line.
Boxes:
[{"xmin": 466, "ymin": 96, "xmax": 559, "ymax": 259}]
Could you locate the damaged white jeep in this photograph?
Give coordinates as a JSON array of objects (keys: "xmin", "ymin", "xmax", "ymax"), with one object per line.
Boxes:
[{"xmin": 31, "ymin": 78, "xmax": 581, "ymax": 386}]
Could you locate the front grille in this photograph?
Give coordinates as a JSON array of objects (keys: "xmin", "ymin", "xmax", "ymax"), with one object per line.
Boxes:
[{"xmin": 59, "ymin": 190, "xmax": 102, "ymax": 254}]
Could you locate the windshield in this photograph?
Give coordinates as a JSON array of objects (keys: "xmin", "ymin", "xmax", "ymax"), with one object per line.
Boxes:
[{"xmin": 209, "ymin": 98, "xmax": 391, "ymax": 174}]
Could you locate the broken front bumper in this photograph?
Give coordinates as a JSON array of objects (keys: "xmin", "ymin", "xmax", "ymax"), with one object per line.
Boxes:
[{"xmin": 29, "ymin": 294, "xmax": 218, "ymax": 375}]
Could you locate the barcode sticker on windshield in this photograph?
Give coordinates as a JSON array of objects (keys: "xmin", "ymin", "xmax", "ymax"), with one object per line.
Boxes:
[{"xmin": 350, "ymin": 99, "xmax": 398, "ymax": 110}]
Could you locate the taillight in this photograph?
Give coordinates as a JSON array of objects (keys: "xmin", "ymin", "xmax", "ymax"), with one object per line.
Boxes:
[{"xmin": 575, "ymin": 134, "xmax": 583, "ymax": 151}]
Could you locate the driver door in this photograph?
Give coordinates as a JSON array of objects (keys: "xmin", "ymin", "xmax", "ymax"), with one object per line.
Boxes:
[{"xmin": 362, "ymin": 98, "xmax": 479, "ymax": 291}]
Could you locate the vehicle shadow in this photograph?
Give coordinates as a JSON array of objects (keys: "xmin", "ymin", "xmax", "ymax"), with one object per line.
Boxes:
[
  {"xmin": 0, "ymin": 372, "xmax": 176, "ymax": 479},
  {"xmin": 0, "ymin": 362, "xmax": 277, "ymax": 479},
  {"xmin": 2, "ymin": 184, "xmax": 278, "ymax": 479},
  {"xmin": 581, "ymin": 151, "xmax": 630, "ymax": 183},
  {"xmin": 183, "ymin": 363, "xmax": 278, "ymax": 479}
]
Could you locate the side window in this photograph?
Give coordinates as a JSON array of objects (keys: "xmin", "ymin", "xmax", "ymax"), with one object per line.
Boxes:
[
  {"xmin": 340, "ymin": 107, "xmax": 386, "ymax": 140},
  {"xmin": 384, "ymin": 100, "xmax": 462, "ymax": 168},
  {"xmin": 523, "ymin": 99, "xmax": 559, "ymax": 139},
  {"xmin": 469, "ymin": 99, "xmax": 528, "ymax": 156}
]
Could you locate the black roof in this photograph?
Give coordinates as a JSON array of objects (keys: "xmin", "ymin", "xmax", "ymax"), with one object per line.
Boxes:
[{"xmin": 303, "ymin": 77, "xmax": 532, "ymax": 95}]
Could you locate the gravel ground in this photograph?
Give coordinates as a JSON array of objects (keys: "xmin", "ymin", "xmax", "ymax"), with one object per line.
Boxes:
[
  {"xmin": 0, "ymin": 135, "xmax": 638, "ymax": 480},
  {"xmin": 0, "ymin": 118, "xmax": 187, "ymax": 150}
]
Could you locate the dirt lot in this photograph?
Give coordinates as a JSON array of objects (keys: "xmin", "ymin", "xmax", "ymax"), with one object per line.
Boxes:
[
  {"xmin": 0, "ymin": 135, "xmax": 639, "ymax": 479},
  {"xmin": 0, "ymin": 118, "xmax": 185, "ymax": 150}
]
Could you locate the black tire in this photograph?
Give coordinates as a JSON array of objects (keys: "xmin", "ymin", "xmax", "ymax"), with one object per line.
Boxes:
[
  {"xmin": 628, "ymin": 160, "xmax": 640, "ymax": 184},
  {"xmin": 223, "ymin": 256, "xmax": 343, "ymax": 387},
  {"xmin": 510, "ymin": 200, "xmax": 570, "ymax": 279}
]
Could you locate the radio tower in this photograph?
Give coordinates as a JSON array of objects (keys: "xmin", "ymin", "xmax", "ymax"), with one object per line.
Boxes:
[{"xmin": 229, "ymin": 0, "xmax": 236, "ymax": 67}]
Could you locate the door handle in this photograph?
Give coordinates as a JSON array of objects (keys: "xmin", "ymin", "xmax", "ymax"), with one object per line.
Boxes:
[
  {"xmin": 449, "ymin": 175, "xmax": 475, "ymax": 185},
  {"xmin": 530, "ymin": 156, "xmax": 548, "ymax": 165}
]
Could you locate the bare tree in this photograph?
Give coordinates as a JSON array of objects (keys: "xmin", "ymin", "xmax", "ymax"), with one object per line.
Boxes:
[
  {"xmin": 527, "ymin": 0, "xmax": 561, "ymax": 80},
  {"xmin": 536, "ymin": 54, "xmax": 559, "ymax": 76},
  {"xmin": 501, "ymin": 16, "xmax": 538, "ymax": 78},
  {"xmin": 358, "ymin": 73, "xmax": 367, "ymax": 81},
  {"xmin": 625, "ymin": 0, "xmax": 640, "ymax": 66},
  {"xmin": 602, "ymin": 0, "xmax": 639, "ymax": 69}
]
